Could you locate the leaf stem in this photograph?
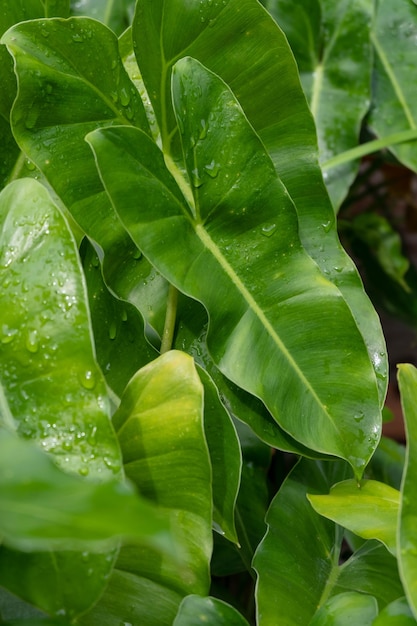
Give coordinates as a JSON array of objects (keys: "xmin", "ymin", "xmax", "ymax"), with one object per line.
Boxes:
[
  {"xmin": 322, "ymin": 128, "xmax": 417, "ymax": 171},
  {"xmin": 160, "ymin": 284, "xmax": 178, "ymax": 354}
]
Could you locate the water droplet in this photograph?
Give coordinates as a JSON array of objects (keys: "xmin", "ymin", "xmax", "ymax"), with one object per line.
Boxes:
[
  {"xmin": 108, "ymin": 322, "xmax": 117, "ymax": 340},
  {"xmin": 72, "ymin": 33, "xmax": 83, "ymax": 43},
  {"xmin": 79, "ymin": 465, "xmax": 89, "ymax": 476},
  {"xmin": 79, "ymin": 369, "xmax": 96, "ymax": 390},
  {"xmin": 204, "ymin": 160, "xmax": 220, "ymax": 178},
  {"xmin": 1, "ymin": 324, "xmax": 18, "ymax": 344},
  {"xmin": 132, "ymin": 247, "xmax": 142, "ymax": 260},
  {"xmin": 121, "ymin": 309, "xmax": 128, "ymax": 322},
  {"xmin": 321, "ymin": 220, "xmax": 332, "ymax": 233},
  {"xmin": 354, "ymin": 411, "xmax": 364, "ymax": 423},
  {"xmin": 26, "ymin": 329, "xmax": 39, "ymax": 353},
  {"xmin": 45, "ymin": 83, "xmax": 53, "ymax": 94},
  {"xmin": 199, "ymin": 119, "xmax": 208, "ymax": 140},
  {"xmin": 25, "ymin": 108, "xmax": 39, "ymax": 130},
  {"xmin": 192, "ymin": 168, "xmax": 203, "ymax": 188},
  {"xmin": 333, "ymin": 265, "xmax": 343, "ymax": 272},
  {"xmin": 119, "ymin": 87, "xmax": 131, "ymax": 107},
  {"xmin": 261, "ymin": 223, "xmax": 277, "ymax": 237}
]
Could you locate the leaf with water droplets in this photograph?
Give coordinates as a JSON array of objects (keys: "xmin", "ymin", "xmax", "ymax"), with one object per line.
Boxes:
[
  {"xmin": 0, "ymin": 178, "xmax": 123, "ymax": 619},
  {"xmin": 87, "ymin": 57, "xmax": 382, "ymax": 477}
]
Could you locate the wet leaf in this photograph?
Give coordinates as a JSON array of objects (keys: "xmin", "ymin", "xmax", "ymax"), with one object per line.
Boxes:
[{"xmin": 173, "ymin": 595, "xmax": 250, "ymax": 625}]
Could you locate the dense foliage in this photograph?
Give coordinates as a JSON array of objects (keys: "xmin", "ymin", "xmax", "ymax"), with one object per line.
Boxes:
[{"xmin": 1, "ymin": 0, "xmax": 417, "ymax": 624}]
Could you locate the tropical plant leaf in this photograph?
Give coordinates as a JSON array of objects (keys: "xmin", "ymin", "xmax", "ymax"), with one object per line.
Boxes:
[
  {"xmin": 0, "ymin": 178, "xmax": 122, "ymax": 619},
  {"xmin": 81, "ymin": 351, "xmax": 213, "ymax": 625},
  {"xmin": 398, "ymin": 364, "xmax": 417, "ymax": 620},
  {"xmin": 70, "ymin": 0, "xmax": 133, "ymax": 35},
  {"xmin": 369, "ymin": 0, "xmax": 417, "ymax": 173},
  {"xmin": 132, "ymin": 0, "xmax": 388, "ymax": 402},
  {"xmin": 88, "ymin": 57, "xmax": 381, "ymax": 475},
  {"xmin": 1, "ymin": 16, "xmax": 155, "ymax": 316},
  {"xmin": 373, "ymin": 597, "xmax": 417, "ymax": 625},
  {"xmin": 368, "ymin": 436, "xmax": 405, "ymax": 491},
  {"xmin": 253, "ymin": 459, "xmax": 350, "ymax": 625},
  {"xmin": 308, "ymin": 479, "xmax": 400, "ymax": 556},
  {"xmin": 173, "ymin": 595, "xmax": 250, "ymax": 626},
  {"xmin": 263, "ymin": 0, "xmax": 373, "ymax": 209},
  {"xmin": 81, "ymin": 239, "xmax": 157, "ymax": 397},
  {"xmin": 0, "ymin": 428, "xmax": 170, "ymax": 551},
  {"xmin": 196, "ymin": 366, "xmax": 241, "ymax": 543},
  {"xmin": 309, "ymin": 591, "xmax": 378, "ymax": 626}
]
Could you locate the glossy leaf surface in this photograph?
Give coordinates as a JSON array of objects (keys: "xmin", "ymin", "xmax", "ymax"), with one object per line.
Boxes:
[
  {"xmin": 373, "ymin": 597, "xmax": 417, "ymax": 625},
  {"xmin": 308, "ymin": 479, "xmax": 400, "ymax": 556},
  {"xmin": 173, "ymin": 595, "xmax": 250, "ymax": 625},
  {"xmin": 254, "ymin": 459, "xmax": 348, "ymax": 625},
  {"xmin": 264, "ymin": 0, "xmax": 373, "ymax": 209},
  {"xmin": 1, "ymin": 16, "xmax": 154, "ymax": 316},
  {"xmin": 369, "ymin": 0, "xmax": 417, "ymax": 173},
  {"xmin": 88, "ymin": 57, "xmax": 381, "ymax": 475},
  {"xmin": 132, "ymin": 0, "xmax": 388, "ymax": 402},
  {"xmin": 398, "ymin": 364, "xmax": 417, "ymax": 619},
  {"xmin": 309, "ymin": 591, "xmax": 378, "ymax": 626},
  {"xmin": 0, "ymin": 178, "xmax": 121, "ymax": 619},
  {"xmin": 0, "ymin": 428, "xmax": 169, "ymax": 550},
  {"xmin": 82, "ymin": 351, "xmax": 213, "ymax": 625}
]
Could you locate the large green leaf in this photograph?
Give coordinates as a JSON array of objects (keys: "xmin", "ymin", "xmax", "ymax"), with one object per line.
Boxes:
[
  {"xmin": 173, "ymin": 595, "xmax": 250, "ymax": 626},
  {"xmin": 81, "ymin": 351, "xmax": 213, "ymax": 625},
  {"xmin": 0, "ymin": 178, "xmax": 121, "ymax": 619},
  {"xmin": 0, "ymin": 428, "xmax": 169, "ymax": 551},
  {"xmin": 132, "ymin": 0, "xmax": 388, "ymax": 402},
  {"xmin": 88, "ymin": 57, "xmax": 381, "ymax": 475},
  {"xmin": 263, "ymin": 0, "xmax": 373, "ymax": 209},
  {"xmin": 369, "ymin": 0, "xmax": 417, "ymax": 173},
  {"xmin": 398, "ymin": 364, "xmax": 417, "ymax": 620},
  {"xmin": 308, "ymin": 479, "xmax": 400, "ymax": 556},
  {"xmin": 1, "ymin": 16, "xmax": 155, "ymax": 315}
]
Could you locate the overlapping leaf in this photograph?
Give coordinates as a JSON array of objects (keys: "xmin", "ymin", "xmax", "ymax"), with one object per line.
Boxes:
[
  {"xmin": 132, "ymin": 0, "xmax": 388, "ymax": 401},
  {"xmin": 81, "ymin": 351, "xmax": 213, "ymax": 625},
  {"xmin": 173, "ymin": 595, "xmax": 250, "ymax": 625},
  {"xmin": 0, "ymin": 178, "xmax": 122, "ymax": 619},
  {"xmin": 369, "ymin": 0, "xmax": 417, "ymax": 173},
  {"xmin": 398, "ymin": 364, "xmax": 417, "ymax": 620},
  {"xmin": 263, "ymin": 0, "xmax": 373, "ymax": 210},
  {"xmin": 88, "ymin": 57, "xmax": 381, "ymax": 474}
]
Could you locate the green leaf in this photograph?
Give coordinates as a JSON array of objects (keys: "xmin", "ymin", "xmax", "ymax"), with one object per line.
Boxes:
[
  {"xmin": 132, "ymin": 0, "xmax": 388, "ymax": 403},
  {"xmin": 398, "ymin": 364, "xmax": 417, "ymax": 620},
  {"xmin": 263, "ymin": 0, "xmax": 373, "ymax": 209},
  {"xmin": 308, "ymin": 479, "xmax": 400, "ymax": 556},
  {"xmin": 369, "ymin": 0, "xmax": 417, "ymax": 173},
  {"xmin": 173, "ymin": 595, "xmax": 250, "ymax": 626},
  {"xmin": 368, "ymin": 436, "xmax": 405, "ymax": 491},
  {"xmin": 309, "ymin": 591, "xmax": 378, "ymax": 626},
  {"xmin": 70, "ymin": 0, "xmax": 133, "ymax": 35},
  {"xmin": 82, "ymin": 351, "xmax": 213, "ymax": 625},
  {"xmin": 81, "ymin": 239, "xmax": 157, "ymax": 398},
  {"xmin": 1, "ymin": 16, "xmax": 153, "ymax": 315},
  {"xmin": 0, "ymin": 178, "xmax": 122, "ymax": 619},
  {"xmin": 197, "ymin": 366, "xmax": 241, "ymax": 543},
  {"xmin": 373, "ymin": 597, "xmax": 417, "ymax": 625},
  {"xmin": 0, "ymin": 428, "xmax": 170, "ymax": 550},
  {"xmin": 88, "ymin": 57, "xmax": 381, "ymax": 476},
  {"xmin": 254, "ymin": 459, "xmax": 349, "ymax": 625}
]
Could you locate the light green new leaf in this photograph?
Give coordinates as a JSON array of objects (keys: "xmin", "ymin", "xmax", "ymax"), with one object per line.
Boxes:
[
  {"xmin": 308, "ymin": 479, "xmax": 400, "ymax": 556},
  {"xmin": 88, "ymin": 57, "xmax": 381, "ymax": 475},
  {"xmin": 398, "ymin": 364, "xmax": 417, "ymax": 620},
  {"xmin": 369, "ymin": 0, "xmax": 417, "ymax": 172},
  {"xmin": 173, "ymin": 595, "xmax": 250, "ymax": 626},
  {"xmin": 264, "ymin": 0, "xmax": 373, "ymax": 209},
  {"xmin": 0, "ymin": 428, "xmax": 169, "ymax": 550},
  {"xmin": 373, "ymin": 597, "xmax": 417, "ymax": 625},
  {"xmin": 132, "ymin": 0, "xmax": 388, "ymax": 401},
  {"xmin": 81, "ymin": 351, "xmax": 213, "ymax": 625},
  {"xmin": 0, "ymin": 178, "xmax": 121, "ymax": 619},
  {"xmin": 309, "ymin": 591, "xmax": 378, "ymax": 626}
]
